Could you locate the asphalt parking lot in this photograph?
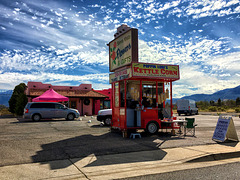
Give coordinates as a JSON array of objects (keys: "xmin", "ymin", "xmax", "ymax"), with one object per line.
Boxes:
[{"xmin": 0, "ymin": 115, "xmax": 240, "ymax": 170}]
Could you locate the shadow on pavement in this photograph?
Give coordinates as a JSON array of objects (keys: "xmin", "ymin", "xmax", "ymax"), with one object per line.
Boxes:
[
  {"xmin": 187, "ymin": 151, "xmax": 240, "ymax": 163},
  {"xmin": 31, "ymin": 131, "xmax": 186, "ymax": 170},
  {"xmin": 217, "ymin": 141, "xmax": 239, "ymax": 147}
]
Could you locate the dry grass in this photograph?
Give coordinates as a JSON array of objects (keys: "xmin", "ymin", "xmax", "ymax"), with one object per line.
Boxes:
[{"xmin": 226, "ymin": 109, "xmax": 236, "ymax": 113}]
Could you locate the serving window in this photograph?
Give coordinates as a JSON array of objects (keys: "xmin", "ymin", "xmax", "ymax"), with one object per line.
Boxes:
[
  {"xmin": 126, "ymin": 80, "xmax": 140, "ymax": 109},
  {"xmin": 142, "ymin": 81, "xmax": 157, "ymax": 108}
]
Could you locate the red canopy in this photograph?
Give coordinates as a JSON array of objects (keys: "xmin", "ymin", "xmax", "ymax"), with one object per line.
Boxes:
[{"xmin": 32, "ymin": 89, "xmax": 69, "ymax": 102}]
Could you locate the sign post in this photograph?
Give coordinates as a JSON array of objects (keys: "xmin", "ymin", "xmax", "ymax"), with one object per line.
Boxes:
[{"xmin": 212, "ymin": 116, "xmax": 239, "ymax": 142}]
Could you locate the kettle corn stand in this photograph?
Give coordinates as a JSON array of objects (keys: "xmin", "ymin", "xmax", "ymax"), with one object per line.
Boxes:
[{"xmin": 108, "ymin": 25, "xmax": 180, "ymax": 137}]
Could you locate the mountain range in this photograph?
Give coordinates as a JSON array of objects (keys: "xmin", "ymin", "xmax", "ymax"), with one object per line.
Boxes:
[
  {"xmin": 0, "ymin": 90, "xmax": 13, "ymax": 107},
  {"xmin": 179, "ymin": 85, "xmax": 240, "ymax": 102}
]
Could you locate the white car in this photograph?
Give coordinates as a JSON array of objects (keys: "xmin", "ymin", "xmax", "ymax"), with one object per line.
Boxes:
[{"xmin": 97, "ymin": 109, "xmax": 112, "ymax": 126}]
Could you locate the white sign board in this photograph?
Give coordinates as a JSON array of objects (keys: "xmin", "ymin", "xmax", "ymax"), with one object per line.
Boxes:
[
  {"xmin": 212, "ymin": 116, "xmax": 239, "ymax": 142},
  {"xmin": 109, "ymin": 30, "xmax": 132, "ymax": 72},
  {"xmin": 109, "ymin": 67, "xmax": 132, "ymax": 83}
]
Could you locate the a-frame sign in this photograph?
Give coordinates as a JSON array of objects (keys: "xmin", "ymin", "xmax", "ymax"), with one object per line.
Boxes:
[{"xmin": 212, "ymin": 116, "xmax": 239, "ymax": 142}]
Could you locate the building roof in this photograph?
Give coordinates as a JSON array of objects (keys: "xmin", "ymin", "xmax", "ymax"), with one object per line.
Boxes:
[{"xmin": 28, "ymin": 89, "xmax": 108, "ymax": 98}]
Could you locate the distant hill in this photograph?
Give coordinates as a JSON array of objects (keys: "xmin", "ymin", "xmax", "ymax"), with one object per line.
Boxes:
[
  {"xmin": 0, "ymin": 90, "xmax": 13, "ymax": 107},
  {"xmin": 181, "ymin": 85, "xmax": 240, "ymax": 102}
]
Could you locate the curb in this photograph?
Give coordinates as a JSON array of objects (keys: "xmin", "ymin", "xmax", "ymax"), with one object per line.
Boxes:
[{"xmin": 187, "ymin": 151, "xmax": 240, "ymax": 163}]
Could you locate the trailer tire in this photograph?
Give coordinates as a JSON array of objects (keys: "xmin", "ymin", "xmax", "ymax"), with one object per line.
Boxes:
[{"xmin": 146, "ymin": 121, "xmax": 159, "ymax": 134}]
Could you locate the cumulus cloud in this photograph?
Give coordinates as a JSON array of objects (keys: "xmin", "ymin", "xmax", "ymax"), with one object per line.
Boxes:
[
  {"xmin": 138, "ymin": 40, "xmax": 240, "ymax": 98},
  {"xmin": 0, "ymin": 72, "xmax": 110, "ymax": 90}
]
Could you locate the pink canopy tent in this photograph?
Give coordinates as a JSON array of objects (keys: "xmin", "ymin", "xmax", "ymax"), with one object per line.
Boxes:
[{"xmin": 32, "ymin": 89, "xmax": 69, "ymax": 102}]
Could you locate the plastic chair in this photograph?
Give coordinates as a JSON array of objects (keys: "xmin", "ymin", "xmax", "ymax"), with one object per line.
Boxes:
[{"xmin": 184, "ymin": 118, "xmax": 197, "ymax": 136}]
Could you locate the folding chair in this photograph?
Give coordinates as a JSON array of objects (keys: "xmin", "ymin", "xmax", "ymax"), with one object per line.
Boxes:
[{"xmin": 184, "ymin": 118, "xmax": 197, "ymax": 136}]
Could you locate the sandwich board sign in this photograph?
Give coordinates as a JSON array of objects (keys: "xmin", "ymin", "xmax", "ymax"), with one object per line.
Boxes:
[{"xmin": 212, "ymin": 116, "xmax": 239, "ymax": 142}]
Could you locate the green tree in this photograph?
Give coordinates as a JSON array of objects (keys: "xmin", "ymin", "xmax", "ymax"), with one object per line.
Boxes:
[
  {"xmin": 8, "ymin": 83, "xmax": 28, "ymax": 115},
  {"xmin": 236, "ymin": 97, "xmax": 240, "ymax": 106},
  {"xmin": 224, "ymin": 99, "xmax": 235, "ymax": 108},
  {"xmin": 217, "ymin": 98, "xmax": 222, "ymax": 106},
  {"xmin": 210, "ymin": 100, "xmax": 215, "ymax": 106},
  {"xmin": 196, "ymin": 101, "xmax": 209, "ymax": 110}
]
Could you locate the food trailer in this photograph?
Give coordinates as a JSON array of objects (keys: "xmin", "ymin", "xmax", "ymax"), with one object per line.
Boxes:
[{"xmin": 108, "ymin": 25, "xmax": 180, "ymax": 137}]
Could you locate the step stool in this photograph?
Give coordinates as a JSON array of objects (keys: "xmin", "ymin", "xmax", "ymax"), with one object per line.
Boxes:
[{"xmin": 130, "ymin": 133, "xmax": 141, "ymax": 139}]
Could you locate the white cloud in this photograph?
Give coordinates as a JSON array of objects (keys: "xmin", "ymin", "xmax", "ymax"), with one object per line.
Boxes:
[
  {"xmin": 138, "ymin": 37, "xmax": 224, "ymax": 65},
  {"xmin": 184, "ymin": 0, "xmax": 240, "ymax": 19},
  {"xmin": 0, "ymin": 47, "xmax": 109, "ymax": 73},
  {"xmin": 0, "ymin": 72, "xmax": 110, "ymax": 90},
  {"xmin": 206, "ymin": 51, "xmax": 240, "ymax": 72},
  {"xmin": 173, "ymin": 64, "xmax": 236, "ymax": 98},
  {"xmin": 138, "ymin": 39, "xmax": 240, "ymax": 98}
]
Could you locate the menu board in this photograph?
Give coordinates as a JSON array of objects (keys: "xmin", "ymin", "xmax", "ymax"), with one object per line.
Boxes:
[
  {"xmin": 212, "ymin": 117, "xmax": 230, "ymax": 141},
  {"xmin": 212, "ymin": 116, "xmax": 239, "ymax": 142}
]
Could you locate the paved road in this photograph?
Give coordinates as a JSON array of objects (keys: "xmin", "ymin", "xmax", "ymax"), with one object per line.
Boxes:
[
  {"xmin": 121, "ymin": 161, "xmax": 240, "ymax": 180},
  {"xmin": 0, "ymin": 115, "xmax": 239, "ymax": 169}
]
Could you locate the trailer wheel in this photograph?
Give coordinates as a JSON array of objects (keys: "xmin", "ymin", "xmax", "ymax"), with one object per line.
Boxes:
[{"xmin": 146, "ymin": 121, "xmax": 159, "ymax": 134}]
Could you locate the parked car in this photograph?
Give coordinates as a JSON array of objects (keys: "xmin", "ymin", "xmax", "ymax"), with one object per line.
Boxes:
[
  {"xmin": 23, "ymin": 102, "xmax": 80, "ymax": 121},
  {"xmin": 97, "ymin": 109, "xmax": 112, "ymax": 126},
  {"xmin": 177, "ymin": 99, "xmax": 198, "ymax": 116}
]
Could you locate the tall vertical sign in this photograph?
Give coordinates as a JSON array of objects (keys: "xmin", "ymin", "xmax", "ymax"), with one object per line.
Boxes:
[{"xmin": 109, "ymin": 29, "xmax": 138, "ymax": 72}]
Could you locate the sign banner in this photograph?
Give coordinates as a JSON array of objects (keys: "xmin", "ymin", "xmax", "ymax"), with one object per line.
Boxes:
[
  {"xmin": 132, "ymin": 63, "xmax": 179, "ymax": 79},
  {"xmin": 109, "ymin": 29, "xmax": 138, "ymax": 72},
  {"xmin": 212, "ymin": 116, "xmax": 239, "ymax": 142},
  {"xmin": 109, "ymin": 30, "xmax": 132, "ymax": 72},
  {"xmin": 109, "ymin": 68, "xmax": 132, "ymax": 83}
]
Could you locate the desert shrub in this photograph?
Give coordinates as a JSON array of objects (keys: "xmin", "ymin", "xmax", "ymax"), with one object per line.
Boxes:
[
  {"xmin": 208, "ymin": 106, "xmax": 217, "ymax": 112},
  {"xmin": 0, "ymin": 105, "xmax": 7, "ymax": 110},
  {"xmin": 217, "ymin": 107, "xmax": 226, "ymax": 112},
  {"xmin": 0, "ymin": 108, "xmax": 11, "ymax": 115}
]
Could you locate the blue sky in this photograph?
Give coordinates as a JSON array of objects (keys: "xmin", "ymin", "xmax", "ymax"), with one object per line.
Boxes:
[{"xmin": 0, "ymin": 0, "xmax": 240, "ymax": 98}]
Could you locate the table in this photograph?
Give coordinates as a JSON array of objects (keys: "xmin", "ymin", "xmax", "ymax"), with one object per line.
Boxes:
[
  {"xmin": 173, "ymin": 119, "xmax": 187, "ymax": 134},
  {"xmin": 160, "ymin": 120, "xmax": 177, "ymax": 135},
  {"xmin": 160, "ymin": 119, "xmax": 187, "ymax": 135}
]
